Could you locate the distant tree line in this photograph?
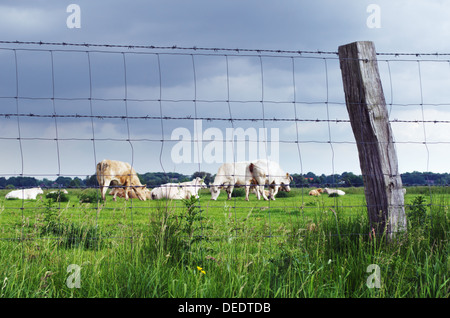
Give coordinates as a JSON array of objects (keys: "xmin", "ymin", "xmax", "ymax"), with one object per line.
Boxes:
[
  {"xmin": 1, "ymin": 171, "xmax": 449, "ymax": 189},
  {"xmin": 0, "ymin": 172, "xmax": 215, "ymax": 189},
  {"xmin": 294, "ymin": 171, "xmax": 450, "ymax": 187}
]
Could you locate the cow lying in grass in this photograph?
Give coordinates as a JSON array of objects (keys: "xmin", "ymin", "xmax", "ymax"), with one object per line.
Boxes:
[
  {"xmin": 5, "ymin": 187, "xmax": 44, "ymax": 200},
  {"xmin": 250, "ymin": 186, "xmax": 272, "ymax": 199},
  {"xmin": 309, "ymin": 188, "xmax": 323, "ymax": 196},
  {"xmin": 109, "ymin": 187, "xmax": 151, "ymax": 200},
  {"xmin": 323, "ymin": 188, "xmax": 346, "ymax": 196},
  {"xmin": 151, "ymin": 177, "xmax": 207, "ymax": 200}
]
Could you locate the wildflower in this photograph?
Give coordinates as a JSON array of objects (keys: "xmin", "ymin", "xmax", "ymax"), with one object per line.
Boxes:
[{"xmin": 197, "ymin": 266, "xmax": 206, "ymax": 274}]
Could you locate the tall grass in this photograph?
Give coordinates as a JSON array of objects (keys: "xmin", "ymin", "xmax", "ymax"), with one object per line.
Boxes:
[{"xmin": 0, "ymin": 188, "xmax": 448, "ymax": 298}]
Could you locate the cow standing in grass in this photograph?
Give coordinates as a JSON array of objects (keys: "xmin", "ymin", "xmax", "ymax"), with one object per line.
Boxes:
[
  {"xmin": 209, "ymin": 162, "xmax": 254, "ymax": 201},
  {"xmin": 249, "ymin": 159, "xmax": 293, "ymax": 200},
  {"xmin": 96, "ymin": 159, "xmax": 147, "ymax": 201}
]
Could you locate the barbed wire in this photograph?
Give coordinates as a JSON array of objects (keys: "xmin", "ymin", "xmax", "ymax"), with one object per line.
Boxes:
[
  {"xmin": 0, "ymin": 39, "xmax": 448, "ymax": 246},
  {"xmin": 3, "ymin": 39, "xmax": 450, "ymax": 58},
  {"xmin": 1, "ymin": 112, "xmax": 450, "ymax": 125},
  {"xmin": 0, "ymin": 40, "xmax": 450, "ymax": 58},
  {"xmin": 0, "ymin": 40, "xmax": 339, "ymax": 56}
]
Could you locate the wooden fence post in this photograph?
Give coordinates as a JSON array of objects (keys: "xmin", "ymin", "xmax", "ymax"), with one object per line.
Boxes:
[{"xmin": 338, "ymin": 41, "xmax": 407, "ymax": 240}]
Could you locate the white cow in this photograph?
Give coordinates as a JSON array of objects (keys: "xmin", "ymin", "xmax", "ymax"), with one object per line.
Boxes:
[
  {"xmin": 151, "ymin": 177, "xmax": 207, "ymax": 200},
  {"xmin": 96, "ymin": 159, "xmax": 147, "ymax": 201},
  {"xmin": 5, "ymin": 187, "xmax": 44, "ymax": 200},
  {"xmin": 249, "ymin": 159, "xmax": 293, "ymax": 200},
  {"xmin": 179, "ymin": 177, "xmax": 207, "ymax": 198},
  {"xmin": 150, "ymin": 184, "xmax": 184, "ymax": 200},
  {"xmin": 323, "ymin": 188, "xmax": 346, "ymax": 196},
  {"xmin": 210, "ymin": 162, "xmax": 254, "ymax": 201}
]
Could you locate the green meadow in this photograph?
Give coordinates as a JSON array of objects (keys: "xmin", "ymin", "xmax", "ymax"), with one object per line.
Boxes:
[{"xmin": 0, "ymin": 186, "xmax": 448, "ymax": 298}]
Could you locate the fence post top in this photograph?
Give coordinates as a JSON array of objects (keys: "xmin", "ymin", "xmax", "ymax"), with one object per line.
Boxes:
[{"xmin": 339, "ymin": 40, "xmax": 375, "ymax": 47}]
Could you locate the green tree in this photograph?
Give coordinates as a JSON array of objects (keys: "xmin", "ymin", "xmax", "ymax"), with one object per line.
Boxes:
[
  {"xmin": 0, "ymin": 177, "xmax": 6, "ymax": 188},
  {"xmin": 55, "ymin": 176, "xmax": 73, "ymax": 187},
  {"xmin": 69, "ymin": 177, "xmax": 83, "ymax": 188},
  {"xmin": 341, "ymin": 172, "xmax": 363, "ymax": 187},
  {"xmin": 84, "ymin": 174, "xmax": 98, "ymax": 187}
]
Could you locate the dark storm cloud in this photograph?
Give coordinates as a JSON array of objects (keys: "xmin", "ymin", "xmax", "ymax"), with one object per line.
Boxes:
[{"xmin": 1, "ymin": 1, "xmax": 450, "ymax": 176}]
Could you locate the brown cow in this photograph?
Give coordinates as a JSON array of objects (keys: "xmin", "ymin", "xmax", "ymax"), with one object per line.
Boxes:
[
  {"xmin": 109, "ymin": 187, "xmax": 151, "ymax": 200},
  {"xmin": 96, "ymin": 159, "xmax": 147, "ymax": 201},
  {"xmin": 308, "ymin": 188, "xmax": 323, "ymax": 196}
]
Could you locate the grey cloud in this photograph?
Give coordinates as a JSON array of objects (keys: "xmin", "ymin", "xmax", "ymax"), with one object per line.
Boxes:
[{"xmin": 1, "ymin": 1, "xmax": 450, "ymax": 177}]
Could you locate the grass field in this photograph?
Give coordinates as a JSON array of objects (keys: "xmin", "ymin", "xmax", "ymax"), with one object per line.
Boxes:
[{"xmin": 0, "ymin": 186, "xmax": 448, "ymax": 298}]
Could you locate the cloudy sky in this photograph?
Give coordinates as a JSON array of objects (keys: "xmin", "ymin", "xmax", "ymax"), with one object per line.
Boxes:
[{"xmin": 1, "ymin": 0, "xmax": 450, "ymax": 180}]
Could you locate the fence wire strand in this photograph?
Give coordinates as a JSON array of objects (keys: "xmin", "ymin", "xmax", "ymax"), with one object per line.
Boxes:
[{"xmin": 0, "ymin": 41, "xmax": 448, "ymax": 245}]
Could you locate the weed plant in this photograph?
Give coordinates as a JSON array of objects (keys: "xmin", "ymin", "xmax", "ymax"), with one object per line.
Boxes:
[{"xmin": 0, "ymin": 188, "xmax": 448, "ymax": 298}]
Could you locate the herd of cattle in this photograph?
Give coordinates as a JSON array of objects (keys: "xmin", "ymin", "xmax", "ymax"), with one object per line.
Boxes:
[
  {"xmin": 3, "ymin": 159, "xmax": 346, "ymax": 201},
  {"xmin": 94, "ymin": 159, "xmax": 294, "ymax": 202}
]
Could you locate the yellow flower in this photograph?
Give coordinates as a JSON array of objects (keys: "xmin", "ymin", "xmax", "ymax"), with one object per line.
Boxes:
[{"xmin": 197, "ymin": 266, "xmax": 206, "ymax": 274}]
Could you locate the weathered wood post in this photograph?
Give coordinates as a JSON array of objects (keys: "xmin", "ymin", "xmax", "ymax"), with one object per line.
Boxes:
[{"xmin": 338, "ymin": 41, "xmax": 407, "ymax": 240}]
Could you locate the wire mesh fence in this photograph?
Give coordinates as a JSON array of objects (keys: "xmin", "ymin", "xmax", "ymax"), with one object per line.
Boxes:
[{"xmin": 0, "ymin": 40, "xmax": 449, "ymax": 247}]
